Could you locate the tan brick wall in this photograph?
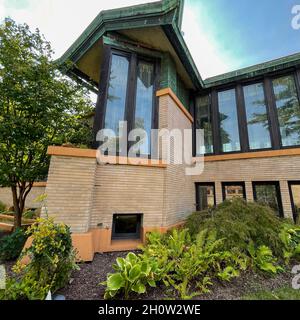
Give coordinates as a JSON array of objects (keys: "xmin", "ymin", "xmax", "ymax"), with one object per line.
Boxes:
[
  {"xmin": 44, "ymin": 155, "xmax": 97, "ymax": 233},
  {"xmin": 159, "ymin": 94, "xmax": 195, "ymax": 225},
  {"xmin": 90, "ymin": 164, "xmax": 165, "ymax": 229},
  {"xmin": 0, "ymin": 186, "xmax": 45, "ymax": 209},
  {"xmin": 192, "ymin": 155, "xmax": 300, "ymax": 219}
]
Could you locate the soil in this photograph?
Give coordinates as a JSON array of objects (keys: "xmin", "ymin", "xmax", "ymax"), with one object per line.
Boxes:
[{"xmin": 54, "ymin": 252, "xmax": 295, "ymax": 301}]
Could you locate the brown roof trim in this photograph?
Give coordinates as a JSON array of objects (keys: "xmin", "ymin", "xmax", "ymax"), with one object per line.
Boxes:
[{"xmin": 156, "ymin": 88, "xmax": 194, "ymax": 123}]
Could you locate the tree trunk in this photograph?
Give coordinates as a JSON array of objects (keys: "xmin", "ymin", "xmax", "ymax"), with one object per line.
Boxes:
[{"xmin": 11, "ymin": 183, "xmax": 33, "ymax": 229}]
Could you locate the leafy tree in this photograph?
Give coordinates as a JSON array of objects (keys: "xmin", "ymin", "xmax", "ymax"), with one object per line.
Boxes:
[{"xmin": 0, "ymin": 18, "xmax": 94, "ymax": 228}]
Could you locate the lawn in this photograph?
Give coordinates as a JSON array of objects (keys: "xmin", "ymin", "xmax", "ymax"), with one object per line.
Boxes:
[{"xmin": 243, "ymin": 287, "xmax": 300, "ymax": 300}]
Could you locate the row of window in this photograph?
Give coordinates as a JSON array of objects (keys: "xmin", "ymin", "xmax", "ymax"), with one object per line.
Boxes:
[
  {"xmin": 195, "ymin": 72, "xmax": 300, "ymax": 154},
  {"xmin": 195, "ymin": 181, "xmax": 300, "ymax": 222}
]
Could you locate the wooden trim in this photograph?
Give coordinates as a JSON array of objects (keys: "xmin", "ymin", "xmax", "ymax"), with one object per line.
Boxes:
[
  {"xmin": 32, "ymin": 182, "xmax": 47, "ymax": 187},
  {"xmin": 47, "ymin": 146, "xmax": 166, "ymax": 168},
  {"xmin": 194, "ymin": 147, "xmax": 300, "ymax": 162},
  {"xmin": 156, "ymin": 88, "xmax": 194, "ymax": 123}
]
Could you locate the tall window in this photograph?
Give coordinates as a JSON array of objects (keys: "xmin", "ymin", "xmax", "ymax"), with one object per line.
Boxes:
[
  {"xmin": 272, "ymin": 75, "xmax": 300, "ymax": 147},
  {"xmin": 104, "ymin": 54, "xmax": 129, "ymax": 134},
  {"xmin": 253, "ymin": 182, "xmax": 283, "ymax": 217},
  {"xmin": 101, "ymin": 50, "xmax": 157, "ymax": 157},
  {"xmin": 195, "ymin": 95, "xmax": 213, "ymax": 154},
  {"xmin": 243, "ymin": 83, "xmax": 272, "ymax": 150},
  {"xmin": 218, "ymin": 89, "xmax": 241, "ymax": 152},
  {"xmin": 134, "ymin": 61, "xmax": 155, "ymax": 156},
  {"xmin": 195, "ymin": 183, "xmax": 215, "ymax": 211}
]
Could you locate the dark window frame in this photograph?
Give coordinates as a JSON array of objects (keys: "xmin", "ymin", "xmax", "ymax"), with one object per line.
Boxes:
[
  {"xmin": 221, "ymin": 182, "xmax": 246, "ymax": 201},
  {"xmin": 195, "ymin": 182, "xmax": 216, "ymax": 211},
  {"xmin": 93, "ymin": 45, "xmax": 160, "ymax": 157},
  {"xmin": 252, "ymin": 181, "xmax": 284, "ymax": 217},
  {"xmin": 288, "ymin": 181, "xmax": 300, "ymax": 223},
  {"xmin": 112, "ymin": 213, "xmax": 142, "ymax": 240},
  {"xmin": 193, "ymin": 68, "xmax": 300, "ymax": 156}
]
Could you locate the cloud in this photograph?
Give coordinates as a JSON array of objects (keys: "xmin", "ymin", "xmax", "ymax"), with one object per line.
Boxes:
[{"xmin": 0, "ymin": 0, "xmax": 241, "ymax": 78}]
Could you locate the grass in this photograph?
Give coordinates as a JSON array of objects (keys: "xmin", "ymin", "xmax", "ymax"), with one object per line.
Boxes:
[{"xmin": 243, "ymin": 287, "xmax": 300, "ymax": 300}]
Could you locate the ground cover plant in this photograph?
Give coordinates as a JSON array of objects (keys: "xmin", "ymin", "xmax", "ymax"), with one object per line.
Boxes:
[{"xmin": 102, "ymin": 199, "xmax": 300, "ymax": 300}]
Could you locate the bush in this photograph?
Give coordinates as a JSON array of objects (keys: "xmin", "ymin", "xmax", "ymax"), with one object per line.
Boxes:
[
  {"xmin": 0, "ymin": 228, "xmax": 28, "ymax": 262},
  {"xmin": 0, "ymin": 200, "xmax": 6, "ymax": 212},
  {"xmin": 186, "ymin": 198, "xmax": 287, "ymax": 257},
  {"xmin": 0, "ymin": 218, "xmax": 78, "ymax": 300},
  {"xmin": 23, "ymin": 210, "xmax": 37, "ymax": 220}
]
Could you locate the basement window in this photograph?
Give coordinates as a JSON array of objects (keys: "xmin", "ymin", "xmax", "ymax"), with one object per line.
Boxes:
[
  {"xmin": 222, "ymin": 182, "xmax": 246, "ymax": 201},
  {"xmin": 112, "ymin": 214, "xmax": 142, "ymax": 240}
]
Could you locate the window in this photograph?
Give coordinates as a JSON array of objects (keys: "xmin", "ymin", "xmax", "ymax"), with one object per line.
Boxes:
[
  {"xmin": 100, "ymin": 49, "xmax": 158, "ymax": 156},
  {"xmin": 112, "ymin": 214, "xmax": 142, "ymax": 240},
  {"xmin": 288, "ymin": 182, "xmax": 300, "ymax": 223},
  {"xmin": 272, "ymin": 75, "xmax": 300, "ymax": 147},
  {"xmin": 195, "ymin": 95, "xmax": 213, "ymax": 154},
  {"xmin": 195, "ymin": 183, "xmax": 215, "ymax": 211},
  {"xmin": 134, "ymin": 60, "xmax": 155, "ymax": 156},
  {"xmin": 222, "ymin": 182, "xmax": 246, "ymax": 201},
  {"xmin": 243, "ymin": 83, "xmax": 272, "ymax": 150},
  {"xmin": 253, "ymin": 182, "xmax": 283, "ymax": 217},
  {"xmin": 218, "ymin": 89, "xmax": 241, "ymax": 152}
]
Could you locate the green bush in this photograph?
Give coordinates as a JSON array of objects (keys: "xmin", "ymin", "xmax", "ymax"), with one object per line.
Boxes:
[
  {"xmin": 186, "ymin": 198, "xmax": 287, "ymax": 257},
  {"xmin": 102, "ymin": 252, "xmax": 159, "ymax": 299},
  {"xmin": 0, "ymin": 200, "xmax": 6, "ymax": 212},
  {"xmin": 0, "ymin": 228, "xmax": 28, "ymax": 262},
  {"xmin": 0, "ymin": 218, "xmax": 78, "ymax": 300},
  {"xmin": 23, "ymin": 210, "xmax": 37, "ymax": 220}
]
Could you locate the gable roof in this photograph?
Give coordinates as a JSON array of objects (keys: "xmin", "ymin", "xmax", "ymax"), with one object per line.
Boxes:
[{"xmin": 57, "ymin": 0, "xmax": 203, "ymax": 89}]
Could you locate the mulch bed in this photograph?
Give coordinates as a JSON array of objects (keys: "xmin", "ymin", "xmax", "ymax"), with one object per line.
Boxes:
[{"xmin": 56, "ymin": 252, "xmax": 295, "ymax": 300}]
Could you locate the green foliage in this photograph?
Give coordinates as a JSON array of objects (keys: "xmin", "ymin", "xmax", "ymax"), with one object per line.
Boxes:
[
  {"xmin": 101, "ymin": 252, "xmax": 160, "ymax": 300},
  {"xmin": 0, "ymin": 18, "xmax": 93, "ymax": 226},
  {"xmin": 186, "ymin": 198, "xmax": 286, "ymax": 256},
  {"xmin": 23, "ymin": 210, "xmax": 37, "ymax": 220},
  {"xmin": 247, "ymin": 243, "xmax": 283, "ymax": 274},
  {"xmin": 279, "ymin": 224, "xmax": 300, "ymax": 263},
  {"xmin": 0, "ymin": 200, "xmax": 6, "ymax": 212},
  {"xmin": 142, "ymin": 229, "xmax": 247, "ymax": 299},
  {"xmin": 0, "ymin": 218, "xmax": 78, "ymax": 300},
  {"xmin": 0, "ymin": 228, "xmax": 28, "ymax": 262}
]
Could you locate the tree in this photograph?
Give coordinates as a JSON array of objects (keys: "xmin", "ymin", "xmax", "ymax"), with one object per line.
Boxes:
[{"xmin": 0, "ymin": 18, "xmax": 94, "ymax": 228}]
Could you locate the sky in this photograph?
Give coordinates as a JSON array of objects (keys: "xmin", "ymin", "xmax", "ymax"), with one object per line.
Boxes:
[{"xmin": 0, "ymin": 0, "xmax": 300, "ymax": 79}]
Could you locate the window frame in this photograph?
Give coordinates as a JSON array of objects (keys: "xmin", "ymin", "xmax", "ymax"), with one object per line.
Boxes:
[
  {"xmin": 193, "ymin": 68, "xmax": 300, "ymax": 156},
  {"xmin": 195, "ymin": 182, "xmax": 216, "ymax": 211},
  {"xmin": 221, "ymin": 182, "xmax": 246, "ymax": 201},
  {"xmin": 93, "ymin": 45, "xmax": 160, "ymax": 157},
  {"xmin": 252, "ymin": 181, "xmax": 283, "ymax": 217},
  {"xmin": 112, "ymin": 213, "xmax": 142, "ymax": 240},
  {"xmin": 288, "ymin": 181, "xmax": 300, "ymax": 223}
]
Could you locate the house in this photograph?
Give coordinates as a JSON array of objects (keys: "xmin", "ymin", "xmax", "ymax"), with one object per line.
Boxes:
[{"xmin": 42, "ymin": 0, "xmax": 300, "ymax": 261}]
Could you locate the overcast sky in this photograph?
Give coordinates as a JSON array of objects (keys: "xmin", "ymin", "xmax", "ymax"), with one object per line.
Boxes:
[{"xmin": 1, "ymin": 0, "xmax": 300, "ymax": 79}]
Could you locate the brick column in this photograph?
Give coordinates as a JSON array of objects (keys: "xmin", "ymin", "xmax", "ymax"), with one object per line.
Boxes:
[
  {"xmin": 279, "ymin": 180, "xmax": 293, "ymax": 220},
  {"xmin": 245, "ymin": 181, "xmax": 254, "ymax": 202},
  {"xmin": 45, "ymin": 154, "xmax": 97, "ymax": 233},
  {"xmin": 215, "ymin": 181, "xmax": 223, "ymax": 205}
]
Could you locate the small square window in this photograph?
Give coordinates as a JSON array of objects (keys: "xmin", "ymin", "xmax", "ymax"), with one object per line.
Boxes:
[
  {"xmin": 112, "ymin": 214, "xmax": 142, "ymax": 240},
  {"xmin": 222, "ymin": 182, "xmax": 246, "ymax": 201},
  {"xmin": 195, "ymin": 183, "xmax": 216, "ymax": 211}
]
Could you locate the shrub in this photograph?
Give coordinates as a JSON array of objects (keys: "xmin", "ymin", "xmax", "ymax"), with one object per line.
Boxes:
[
  {"xmin": 186, "ymin": 198, "xmax": 286, "ymax": 257},
  {"xmin": 0, "ymin": 218, "xmax": 78, "ymax": 300},
  {"xmin": 0, "ymin": 200, "xmax": 6, "ymax": 212},
  {"xmin": 0, "ymin": 228, "xmax": 28, "ymax": 262},
  {"xmin": 102, "ymin": 252, "xmax": 159, "ymax": 300},
  {"xmin": 23, "ymin": 210, "xmax": 37, "ymax": 220},
  {"xmin": 279, "ymin": 224, "xmax": 300, "ymax": 263}
]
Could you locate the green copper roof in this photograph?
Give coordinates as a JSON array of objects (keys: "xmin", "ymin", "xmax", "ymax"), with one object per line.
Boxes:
[{"xmin": 204, "ymin": 52, "xmax": 300, "ymax": 88}]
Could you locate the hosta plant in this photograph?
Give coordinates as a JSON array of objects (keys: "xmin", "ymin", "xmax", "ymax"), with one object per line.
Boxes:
[{"xmin": 101, "ymin": 252, "xmax": 160, "ymax": 299}]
